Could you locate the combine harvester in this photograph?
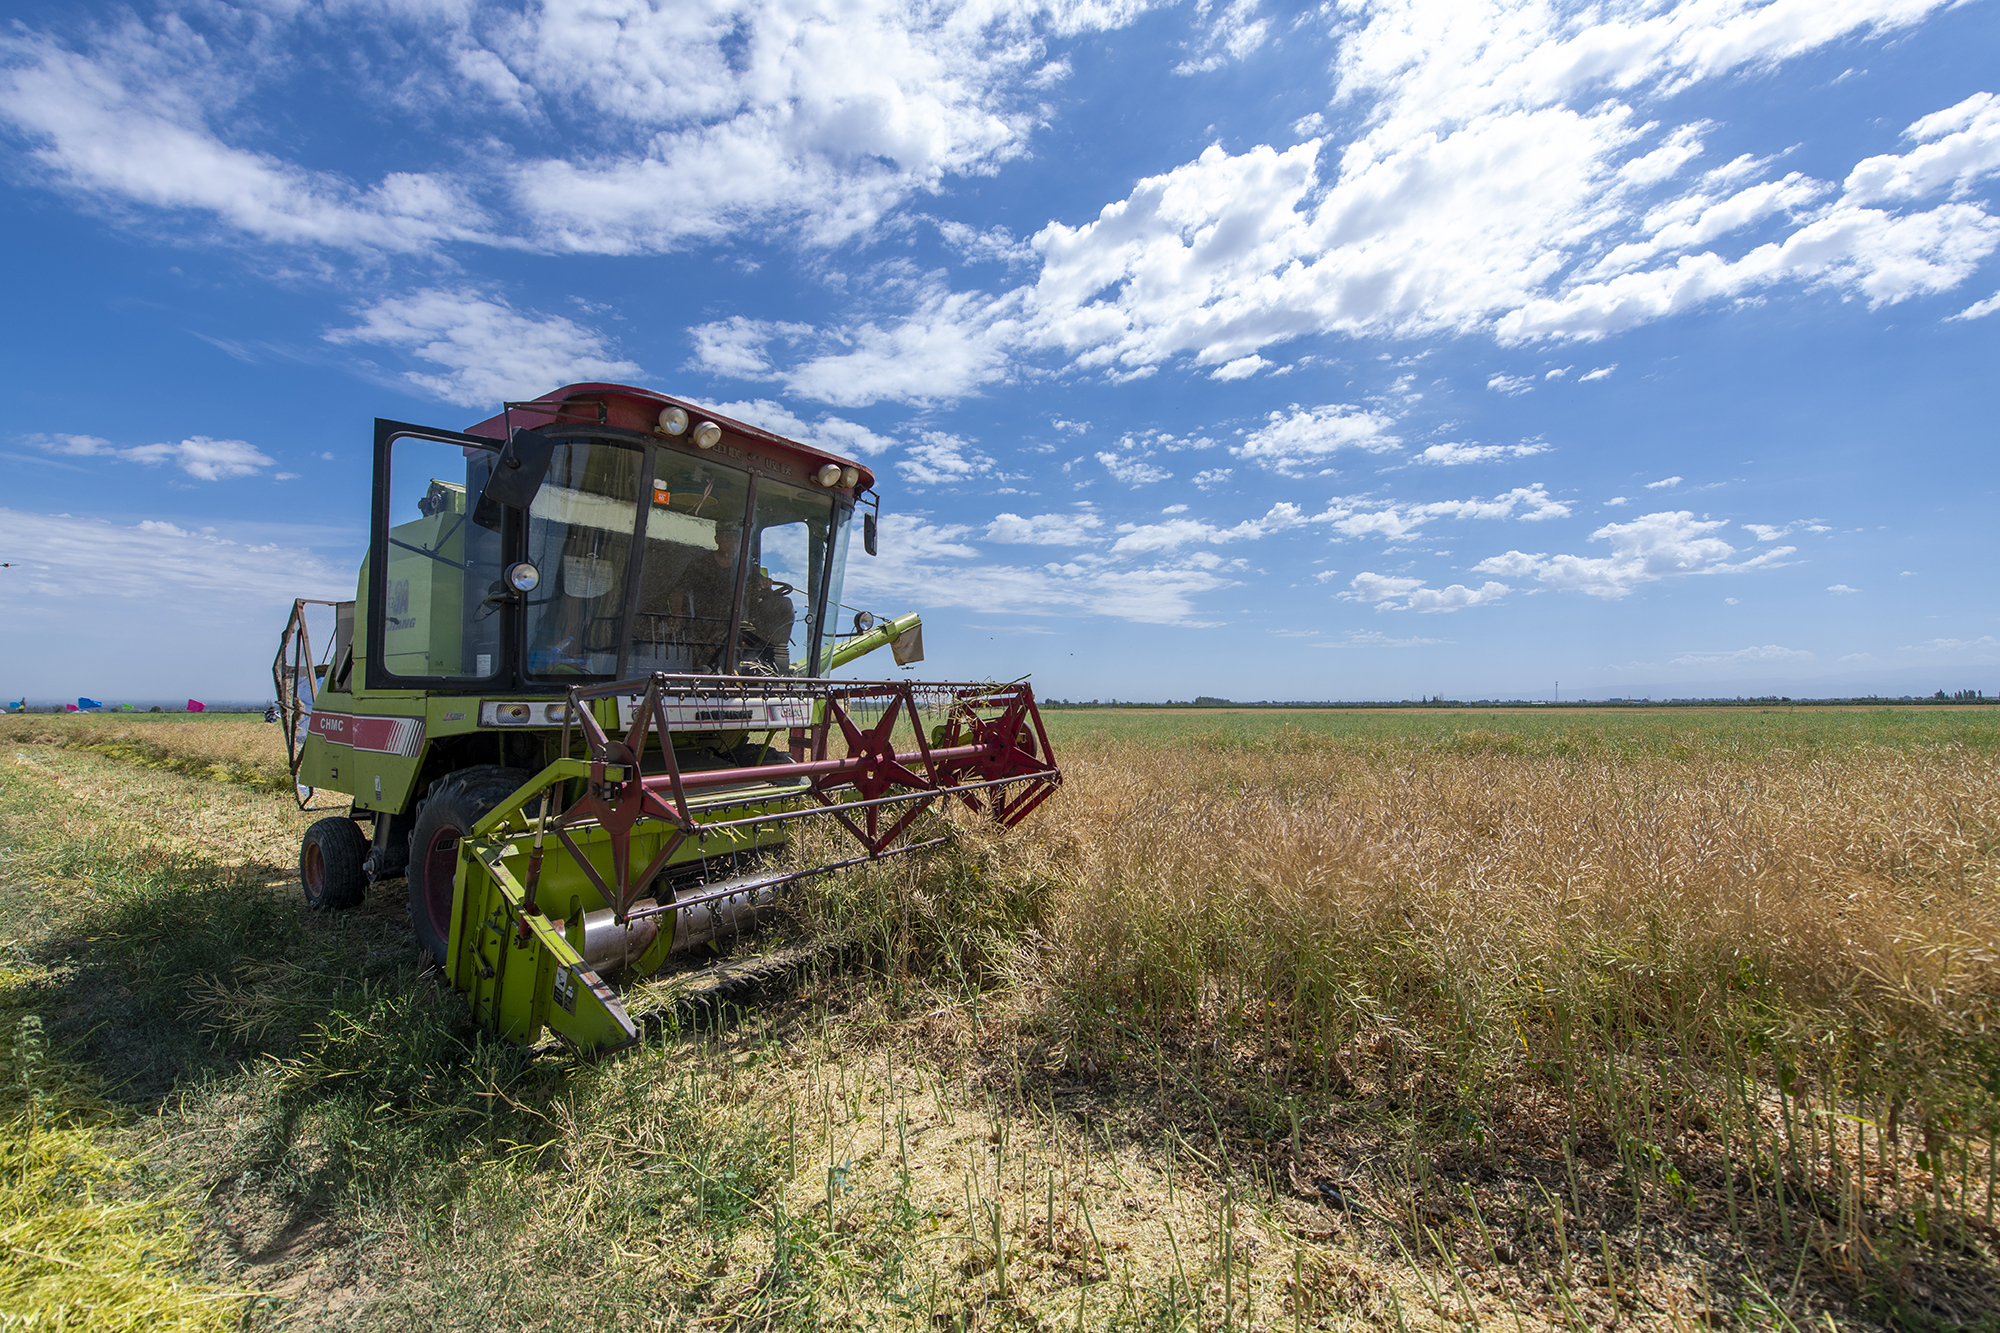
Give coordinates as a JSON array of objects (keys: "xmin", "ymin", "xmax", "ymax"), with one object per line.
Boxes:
[{"xmin": 274, "ymin": 385, "xmax": 1060, "ymax": 1055}]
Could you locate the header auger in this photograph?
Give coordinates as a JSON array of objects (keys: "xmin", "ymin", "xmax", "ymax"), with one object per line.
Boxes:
[{"xmin": 273, "ymin": 383, "xmax": 1060, "ymax": 1054}]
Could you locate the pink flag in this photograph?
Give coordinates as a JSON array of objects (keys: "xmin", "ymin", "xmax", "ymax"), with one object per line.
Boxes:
[{"xmin": 186, "ymin": 699, "xmax": 206, "ymax": 712}]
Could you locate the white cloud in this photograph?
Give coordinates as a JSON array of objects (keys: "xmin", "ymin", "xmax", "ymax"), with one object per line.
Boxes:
[
  {"xmin": 846, "ymin": 515, "xmax": 1233, "ymax": 627},
  {"xmin": 0, "ymin": 2, "xmax": 1157, "ymax": 256},
  {"xmin": 694, "ymin": 284, "xmax": 1022, "ymax": 407},
  {"xmin": 1645, "ymin": 475, "xmax": 1684, "ymax": 489},
  {"xmin": 1949, "ymin": 289, "xmax": 2000, "ymax": 320},
  {"xmin": 1414, "ymin": 441, "xmax": 1549, "ymax": 465},
  {"xmin": 984, "ymin": 511, "xmax": 1103, "ymax": 544},
  {"xmin": 1406, "ymin": 581, "xmax": 1510, "ymax": 613},
  {"xmin": 1843, "ymin": 92, "xmax": 2000, "ymax": 205},
  {"xmin": 31, "ymin": 432, "xmax": 274, "ymax": 481},
  {"xmin": 1345, "ymin": 572, "xmax": 1425, "ymax": 602},
  {"xmin": 1827, "ymin": 583, "xmax": 1862, "ymax": 594},
  {"xmin": 1670, "ymin": 645, "xmax": 1813, "ymax": 666},
  {"xmin": 1210, "ymin": 354, "xmax": 1270, "ymax": 380},
  {"xmin": 1233, "ymin": 404, "xmax": 1401, "ymax": 473},
  {"xmin": 1579, "ymin": 365, "xmax": 1617, "ymax": 381},
  {"xmin": 1741, "ymin": 523, "xmax": 1791, "ymax": 541},
  {"xmin": 1486, "ymin": 374, "xmax": 1535, "ymax": 395},
  {"xmin": 1193, "ymin": 468, "xmax": 1233, "ymax": 488},
  {"xmin": 1321, "ymin": 484, "xmax": 1571, "ymax": 541},
  {"xmin": 325, "ymin": 289, "xmax": 643, "ymax": 408},
  {"xmin": 1343, "ymin": 572, "xmax": 1508, "ymax": 613},
  {"xmin": 707, "ymin": 399, "xmax": 898, "ymax": 456},
  {"xmin": 1330, "ymin": 629, "xmax": 1450, "ymax": 647},
  {"xmin": 1899, "ymin": 636, "xmax": 1998, "ymax": 653},
  {"xmin": 1097, "ymin": 452, "xmax": 1172, "ymax": 484},
  {"xmin": 706, "ymin": 3, "xmax": 1993, "ymax": 399},
  {"xmin": 1109, "ymin": 502, "xmax": 1309, "ymax": 554},
  {"xmin": 897, "ymin": 432, "xmax": 995, "ymax": 486},
  {"xmin": 1174, "ymin": 0, "xmax": 1270, "ymax": 74},
  {"xmin": 1472, "ymin": 510, "xmax": 1796, "ymax": 599},
  {"xmin": 1605, "ymin": 495, "xmax": 1630, "ymax": 505},
  {"xmin": 0, "ymin": 509, "xmax": 347, "ymax": 602},
  {"xmin": 937, "ymin": 221, "xmax": 1036, "ymax": 266},
  {"xmin": 0, "ymin": 17, "xmax": 489, "ymax": 253}
]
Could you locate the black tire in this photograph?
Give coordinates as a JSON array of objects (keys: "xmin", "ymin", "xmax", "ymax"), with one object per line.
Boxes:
[
  {"xmin": 407, "ymin": 766, "xmax": 529, "ymax": 965},
  {"xmin": 300, "ymin": 816, "xmax": 369, "ymax": 911}
]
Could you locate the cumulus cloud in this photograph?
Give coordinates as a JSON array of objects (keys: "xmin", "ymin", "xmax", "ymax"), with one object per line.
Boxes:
[
  {"xmin": 1414, "ymin": 441, "xmax": 1549, "ymax": 465},
  {"xmin": 1193, "ymin": 468, "xmax": 1233, "ymax": 488},
  {"xmin": 1486, "ymin": 374, "xmax": 1535, "ymax": 395},
  {"xmin": 1472, "ymin": 510, "xmax": 1795, "ymax": 599},
  {"xmin": 1109, "ymin": 502, "xmax": 1310, "ymax": 554},
  {"xmin": 1098, "ymin": 452, "xmax": 1173, "ymax": 484},
  {"xmin": 984, "ymin": 511, "xmax": 1103, "ymax": 544},
  {"xmin": 699, "ymin": 3, "xmax": 1997, "ymax": 402},
  {"xmin": 324, "ymin": 289, "xmax": 643, "ymax": 408},
  {"xmin": 0, "ymin": 1, "xmax": 1155, "ymax": 255},
  {"xmin": 1233, "ymin": 404, "xmax": 1401, "ymax": 473},
  {"xmin": 1827, "ymin": 583, "xmax": 1862, "ymax": 594},
  {"xmin": 707, "ymin": 399, "xmax": 898, "ymax": 456},
  {"xmin": 30, "ymin": 432, "xmax": 274, "ymax": 481},
  {"xmin": 896, "ymin": 432, "xmax": 996, "ymax": 486},
  {"xmin": 1320, "ymin": 484, "xmax": 1571, "ymax": 540},
  {"xmin": 1342, "ymin": 572, "xmax": 1508, "ymax": 613},
  {"xmin": 845, "ymin": 514, "xmax": 1234, "ymax": 626}
]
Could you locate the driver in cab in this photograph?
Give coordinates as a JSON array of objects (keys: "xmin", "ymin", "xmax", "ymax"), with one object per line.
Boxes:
[{"xmin": 675, "ymin": 522, "xmax": 795, "ymax": 666}]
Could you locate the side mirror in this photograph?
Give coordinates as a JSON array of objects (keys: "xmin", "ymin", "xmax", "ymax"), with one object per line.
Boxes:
[
  {"xmin": 863, "ymin": 511, "xmax": 877, "ymax": 556},
  {"xmin": 480, "ymin": 428, "xmax": 555, "ymax": 510}
]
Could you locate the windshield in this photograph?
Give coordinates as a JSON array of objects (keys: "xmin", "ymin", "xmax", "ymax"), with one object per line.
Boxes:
[
  {"xmin": 523, "ymin": 440, "xmax": 645, "ymax": 677},
  {"xmin": 629, "ymin": 456, "xmax": 848, "ymax": 677}
]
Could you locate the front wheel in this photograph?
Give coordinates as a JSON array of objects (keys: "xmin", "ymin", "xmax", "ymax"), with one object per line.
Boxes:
[
  {"xmin": 406, "ymin": 766, "xmax": 529, "ymax": 965},
  {"xmin": 300, "ymin": 816, "xmax": 368, "ymax": 911}
]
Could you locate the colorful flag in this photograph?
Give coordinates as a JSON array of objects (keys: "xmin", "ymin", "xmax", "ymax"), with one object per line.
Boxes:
[
  {"xmin": 78, "ymin": 697, "xmax": 104, "ymax": 710},
  {"xmin": 186, "ymin": 700, "xmax": 206, "ymax": 712}
]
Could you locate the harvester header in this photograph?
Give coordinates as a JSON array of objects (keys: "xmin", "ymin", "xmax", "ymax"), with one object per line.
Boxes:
[{"xmin": 273, "ymin": 383, "xmax": 1060, "ymax": 1053}]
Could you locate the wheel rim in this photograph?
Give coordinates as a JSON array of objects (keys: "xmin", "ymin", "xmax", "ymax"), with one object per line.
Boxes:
[
  {"xmin": 421, "ymin": 826, "xmax": 461, "ymax": 939},
  {"xmin": 302, "ymin": 842, "xmax": 325, "ymax": 900}
]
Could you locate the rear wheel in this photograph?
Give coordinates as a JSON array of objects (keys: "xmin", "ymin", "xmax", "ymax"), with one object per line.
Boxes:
[
  {"xmin": 300, "ymin": 816, "xmax": 368, "ymax": 911},
  {"xmin": 407, "ymin": 766, "xmax": 529, "ymax": 965}
]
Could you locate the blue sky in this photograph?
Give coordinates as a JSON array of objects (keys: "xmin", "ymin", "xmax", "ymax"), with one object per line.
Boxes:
[{"xmin": 2, "ymin": 0, "xmax": 1995, "ymax": 703}]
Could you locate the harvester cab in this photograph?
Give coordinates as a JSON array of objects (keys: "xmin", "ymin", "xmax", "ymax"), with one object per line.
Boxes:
[{"xmin": 274, "ymin": 384, "xmax": 1060, "ymax": 1055}]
